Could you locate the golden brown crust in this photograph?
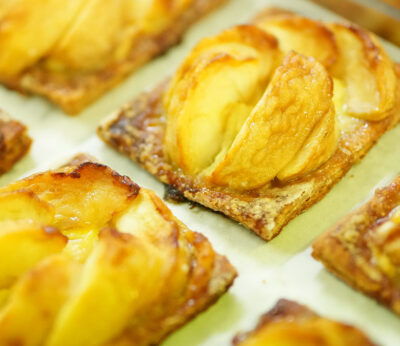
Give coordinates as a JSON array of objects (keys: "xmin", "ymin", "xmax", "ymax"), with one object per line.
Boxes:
[
  {"xmin": 98, "ymin": 9, "xmax": 400, "ymax": 241},
  {"xmin": 2, "ymin": 0, "xmax": 228, "ymax": 115},
  {"xmin": 0, "ymin": 111, "xmax": 31, "ymax": 174},
  {"xmin": 232, "ymin": 299, "xmax": 375, "ymax": 345},
  {"xmin": 312, "ymin": 175, "xmax": 400, "ymax": 315}
]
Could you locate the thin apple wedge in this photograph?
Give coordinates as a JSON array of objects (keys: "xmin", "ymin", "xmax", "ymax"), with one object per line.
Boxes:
[
  {"xmin": 254, "ymin": 9, "xmax": 338, "ymax": 69},
  {"xmin": 277, "ymin": 105, "xmax": 338, "ymax": 181},
  {"xmin": 164, "ymin": 25, "xmax": 281, "ymax": 174},
  {"xmin": 46, "ymin": 228, "xmax": 168, "ymax": 346},
  {"xmin": 115, "ymin": 188, "xmax": 191, "ymax": 300},
  {"xmin": 1, "ymin": 163, "xmax": 139, "ymax": 230},
  {"xmin": 126, "ymin": 0, "xmax": 193, "ymax": 34},
  {"xmin": 48, "ymin": 0, "xmax": 125, "ymax": 71},
  {"xmin": 0, "ymin": 221, "xmax": 66, "ymax": 288},
  {"xmin": 0, "ymin": 191, "xmax": 53, "ymax": 224},
  {"xmin": 206, "ymin": 51, "xmax": 336, "ymax": 190},
  {"xmin": 0, "ymin": 0, "xmax": 85, "ymax": 79},
  {"xmin": 328, "ymin": 23, "xmax": 396, "ymax": 120},
  {"xmin": 0, "ymin": 254, "xmax": 80, "ymax": 346}
]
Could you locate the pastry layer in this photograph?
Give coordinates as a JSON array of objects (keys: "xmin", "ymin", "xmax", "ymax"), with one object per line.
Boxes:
[
  {"xmin": 232, "ymin": 299, "xmax": 375, "ymax": 345},
  {"xmin": 0, "ymin": 111, "xmax": 31, "ymax": 174},
  {"xmin": 313, "ymin": 174, "xmax": 400, "ymax": 315}
]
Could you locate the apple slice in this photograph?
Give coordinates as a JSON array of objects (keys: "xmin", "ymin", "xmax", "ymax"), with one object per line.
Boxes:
[
  {"xmin": 206, "ymin": 51, "xmax": 335, "ymax": 190},
  {"xmin": 0, "ymin": 254, "xmax": 79, "ymax": 346},
  {"xmin": 277, "ymin": 107, "xmax": 338, "ymax": 181},
  {"xmin": 46, "ymin": 228, "xmax": 168, "ymax": 346},
  {"xmin": 126, "ymin": 0, "xmax": 193, "ymax": 34},
  {"xmin": 115, "ymin": 188, "xmax": 190, "ymax": 299},
  {"xmin": 0, "ymin": 221, "xmax": 67, "ymax": 288},
  {"xmin": 0, "ymin": 190, "xmax": 54, "ymax": 224},
  {"xmin": 255, "ymin": 10, "xmax": 338, "ymax": 69},
  {"xmin": 328, "ymin": 23, "xmax": 396, "ymax": 120},
  {"xmin": 164, "ymin": 25, "xmax": 281, "ymax": 174},
  {"xmin": 48, "ymin": 0, "xmax": 125, "ymax": 71},
  {"xmin": 1, "ymin": 163, "xmax": 139, "ymax": 230},
  {"xmin": 0, "ymin": 0, "xmax": 85, "ymax": 78}
]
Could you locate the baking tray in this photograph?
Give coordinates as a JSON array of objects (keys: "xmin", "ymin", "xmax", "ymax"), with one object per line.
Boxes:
[{"xmin": 1, "ymin": 0, "xmax": 400, "ymax": 345}]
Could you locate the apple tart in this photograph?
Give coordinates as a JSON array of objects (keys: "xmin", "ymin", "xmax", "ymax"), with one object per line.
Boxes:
[
  {"xmin": 0, "ymin": 159, "xmax": 236, "ymax": 345},
  {"xmin": 0, "ymin": 110, "xmax": 31, "ymax": 175},
  {"xmin": 0, "ymin": 0, "xmax": 228, "ymax": 114},
  {"xmin": 313, "ymin": 175, "xmax": 400, "ymax": 315},
  {"xmin": 232, "ymin": 299, "xmax": 375, "ymax": 345},
  {"xmin": 98, "ymin": 8, "xmax": 400, "ymax": 241}
]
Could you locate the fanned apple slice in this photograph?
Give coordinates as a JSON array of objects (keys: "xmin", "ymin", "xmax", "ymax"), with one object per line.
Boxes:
[
  {"xmin": 254, "ymin": 10, "xmax": 338, "ymax": 68},
  {"xmin": 0, "ymin": 191, "xmax": 54, "ymax": 224},
  {"xmin": 1, "ymin": 163, "xmax": 139, "ymax": 230},
  {"xmin": 164, "ymin": 25, "xmax": 281, "ymax": 174},
  {"xmin": 0, "ymin": 254, "xmax": 80, "ymax": 346},
  {"xmin": 328, "ymin": 23, "xmax": 396, "ymax": 120},
  {"xmin": 48, "ymin": 0, "xmax": 125, "ymax": 71},
  {"xmin": 46, "ymin": 228, "xmax": 168, "ymax": 346},
  {"xmin": 0, "ymin": 221, "xmax": 67, "ymax": 288},
  {"xmin": 277, "ymin": 106, "xmax": 338, "ymax": 181},
  {"xmin": 115, "ymin": 188, "xmax": 191, "ymax": 301},
  {"xmin": 0, "ymin": 0, "xmax": 85, "ymax": 78},
  {"xmin": 127, "ymin": 0, "xmax": 193, "ymax": 34},
  {"xmin": 206, "ymin": 51, "xmax": 335, "ymax": 190}
]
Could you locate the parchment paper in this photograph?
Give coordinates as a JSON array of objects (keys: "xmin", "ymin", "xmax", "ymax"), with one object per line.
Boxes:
[{"xmin": 0, "ymin": 1, "xmax": 399, "ymax": 345}]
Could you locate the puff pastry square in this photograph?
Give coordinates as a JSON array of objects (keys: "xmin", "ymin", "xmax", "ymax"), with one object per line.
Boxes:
[
  {"xmin": 0, "ymin": 157, "xmax": 236, "ymax": 345},
  {"xmin": 232, "ymin": 299, "xmax": 375, "ymax": 345},
  {"xmin": 313, "ymin": 175, "xmax": 400, "ymax": 315},
  {"xmin": 0, "ymin": 0, "xmax": 228, "ymax": 114},
  {"xmin": 98, "ymin": 8, "xmax": 400, "ymax": 241},
  {"xmin": 0, "ymin": 111, "xmax": 31, "ymax": 174}
]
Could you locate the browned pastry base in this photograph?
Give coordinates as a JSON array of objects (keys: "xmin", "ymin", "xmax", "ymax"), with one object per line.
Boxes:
[
  {"xmin": 98, "ymin": 62, "xmax": 400, "ymax": 241},
  {"xmin": 0, "ymin": 111, "xmax": 31, "ymax": 174},
  {"xmin": 3, "ymin": 0, "xmax": 228, "ymax": 115},
  {"xmin": 313, "ymin": 175, "xmax": 400, "ymax": 315},
  {"xmin": 60, "ymin": 154, "xmax": 238, "ymax": 345},
  {"xmin": 232, "ymin": 299, "xmax": 375, "ymax": 345}
]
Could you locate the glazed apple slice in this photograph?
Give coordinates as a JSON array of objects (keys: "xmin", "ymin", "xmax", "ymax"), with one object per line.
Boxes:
[
  {"xmin": 277, "ymin": 106, "xmax": 338, "ymax": 181},
  {"xmin": 328, "ymin": 23, "xmax": 396, "ymax": 120},
  {"xmin": 127, "ymin": 0, "xmax": 194, "ymax": 34},
  {"xmin": 0, "ymin": 190, "xmax": 54, "ymax": 224},
  {"xmin": 1, "ymin": 163, "xmax": 139, "ymax": 230},
  {"xmin": 206, "ymin": 51, "xmax": 337, "ymax": 190},
  {"xmin": 0, "ymin": 0, "xmax": 85, "ymax": 78},
  {"xmin": 164, "ymin": 25, "xmax": 281, "ymax": 174},
  {"xmin": 46, "ymin": 228, "xmax": 168, "ymax": 346},
  {"xmin": 0, "ymin": 254, "xmax": 80, "ymax": 346},
  {"xmin": 0, "ymin": 221, "xmax": 66, "ymax": 288},
  {"xmin": 48, "ymin": 0, "xmax": 125, "ymax": 71},
  {"xmin": 254, "ymin": 9, "xmax": 338, "ymax": 69},
  {"xmin": 115, "ymin": 188, "xmax": 191, "ymax": 298}
]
